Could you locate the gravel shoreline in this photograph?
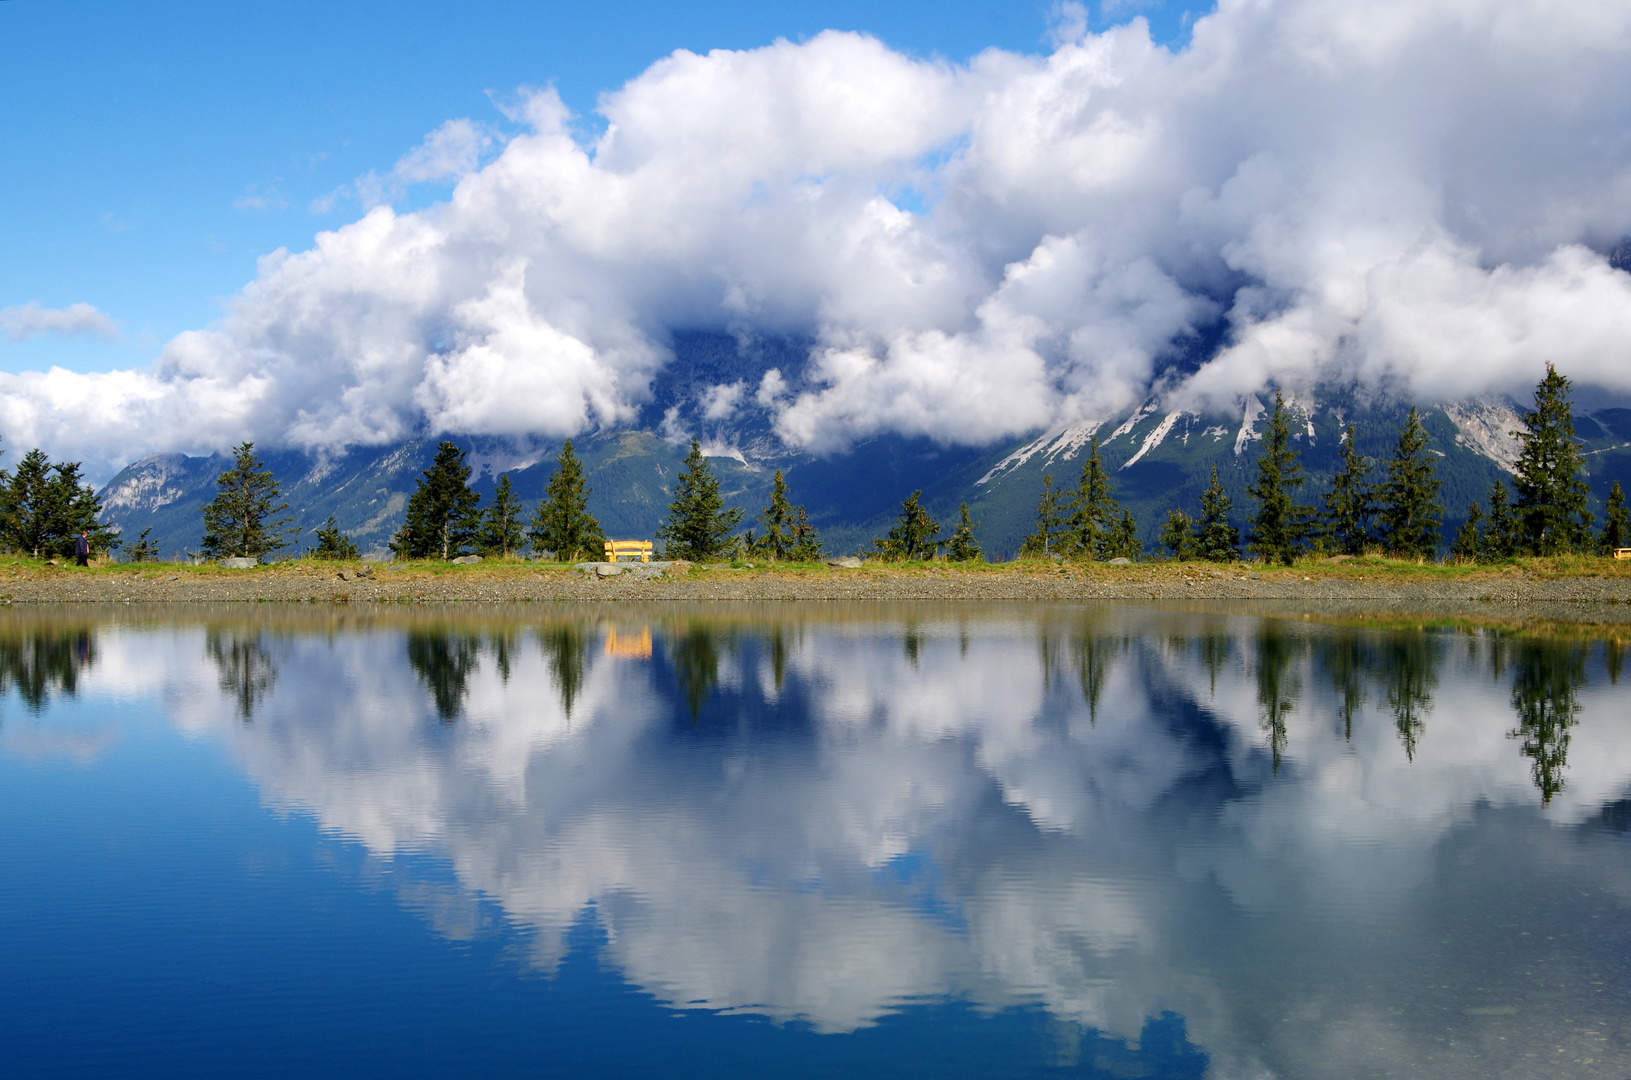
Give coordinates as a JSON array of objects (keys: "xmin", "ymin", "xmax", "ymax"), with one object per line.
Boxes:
[{"xmin": 2, "ymin": 561, "xmax": 1629, "ymax": 622}]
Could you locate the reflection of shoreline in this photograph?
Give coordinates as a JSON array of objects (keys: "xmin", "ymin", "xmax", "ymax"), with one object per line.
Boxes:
[{"xmin": 3, "ymin": 596, "xmax": 1629, "ymax": 638}]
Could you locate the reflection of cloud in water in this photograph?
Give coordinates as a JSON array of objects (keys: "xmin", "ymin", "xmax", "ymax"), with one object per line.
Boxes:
[{"xmin": 65, "ymin": 609, "xmax": 1631, "ymax": 1075}]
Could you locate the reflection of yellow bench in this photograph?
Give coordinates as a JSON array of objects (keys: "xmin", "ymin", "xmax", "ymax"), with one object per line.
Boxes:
[
  {"xmin": 1616, "ymin": 548, "xmax": 1631, "ymax": 561},
  {"xmin": 604, "ymin": 627, "xmax": 653, "ymax": 660},
  {"xmin": 604, "ymin": 540, "xmax": 654, "ymax": 563}
]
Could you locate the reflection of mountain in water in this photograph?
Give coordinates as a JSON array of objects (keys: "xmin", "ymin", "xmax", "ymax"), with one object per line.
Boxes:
[{"xmin": 110, "ymin": 607, "xmax": 1631, "ymax": 1079}]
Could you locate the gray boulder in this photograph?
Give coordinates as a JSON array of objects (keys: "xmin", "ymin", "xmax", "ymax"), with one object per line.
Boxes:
[
  {"xmin": 826, "ymin": 556, "xmax": 865, "ymax": 569},
  {"xmin": 219, "ymin": 557, "xmax": 258, "ymax": 569},
  {"xmin": 595, "ymin": 563, "xmax": 624, "ymax": 577},
  {"xmin": 450, "ymin": 554, "xmax": 482, "ymax": 565},
  {"xmin": 1106, "ymin": 557, "xmax": 1133, "ymax": 565}
]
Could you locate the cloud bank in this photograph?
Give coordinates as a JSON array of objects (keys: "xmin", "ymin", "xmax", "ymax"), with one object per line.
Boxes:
[{"xmin": 7, "ymin": 0, "xmax": 1631, "ymax": 470}]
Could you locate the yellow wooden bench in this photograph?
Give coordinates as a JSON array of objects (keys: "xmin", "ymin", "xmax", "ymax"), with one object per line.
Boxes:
[
  {"xmin": 604, "ymin": 540, "xmax": 654, "ymax": 563},
  {"xmin": 1615, "ymin": 548, "xmax": 1631, "ymax": 561}
]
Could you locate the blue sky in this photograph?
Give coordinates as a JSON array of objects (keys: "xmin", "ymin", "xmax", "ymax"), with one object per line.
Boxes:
[{"xmin": 0, "ymin": 0, "xmax": 1208, "ymax": 377}]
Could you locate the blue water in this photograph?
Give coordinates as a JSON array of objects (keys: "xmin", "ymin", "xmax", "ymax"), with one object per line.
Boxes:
[{"xmin": 1, "ymin": 603, "xmax": 1628, "ymax": 1078}]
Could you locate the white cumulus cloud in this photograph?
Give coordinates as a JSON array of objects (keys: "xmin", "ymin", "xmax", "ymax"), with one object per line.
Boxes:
[{"xmin": 7, "ymin": 1, "xmax": 1631, "ymax": 473}]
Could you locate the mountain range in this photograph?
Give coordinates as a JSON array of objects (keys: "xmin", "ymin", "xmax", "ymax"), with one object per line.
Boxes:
[{"xmin": 96, "ymin": 331, "xmax": 1631, "ymax": 560}]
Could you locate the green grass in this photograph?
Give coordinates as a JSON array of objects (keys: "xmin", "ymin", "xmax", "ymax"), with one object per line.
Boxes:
[{"xmin": 4, "ymin": 550, "xmax": 1629, "ymax": 583}]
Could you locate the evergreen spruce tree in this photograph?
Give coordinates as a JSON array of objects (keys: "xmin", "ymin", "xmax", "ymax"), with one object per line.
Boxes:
[
  {"xmin": 1376, "ymin": 407, "xmax": 1444, "ymax": 560},
  {"xmin": 1067, "ymin": 435, "xmax": 1121, "ymax": 559},
  {"xmin": 946, "ymin": 503, "xmax": 983, "ymax": 562},
  {"xmin": 752, "ymin": 470, "xmax": 821, "ymax": 560},
  {"xmin": 391, "ymin": 441, "xmax": 481, "ymax": 560},
  {"xmin": 874, "ymin": 490, "xmax": 941, "ymax": 560},
  {"xmin": 1482, "ymin": 479, "xmax": 1518, "ymax": 561},
  {"xmin": 1195, "ymin": 466, "xmax": 1241, "ymax": 563},
  {"xmin": 755, "ymin": 469, "xmax": 793, "ymax": 559},
  {"xmin": 311, "ymin": 517, "xmax": 360, "ymax": 560},
  {"xmin": 1512, "ymin": 364, "xmax": 1594, "ymax": 554},
  {"xmin": 529, "ymin": 439, "xmax": 604, "ymax": 561},
  {"xmin": 657, "ymin": 438, "xmax": 743, "ymax": 561},
  {"xmin": 1600, "ymin": 481, "xmax": 1629, "ymax": 554},
  {"xmin": 1161, "ymin": 509, "xmax": 1196, "ymax": 560},
  {"xmin": 1108, "ymin": 508, "xmax": 1141, "ymax": 560},
  {"xmin": 1450, "ymin": 503, "xmax": 1483, "ymax": 563},
  {"xmin": 786, "ymin": 505, "xmax": 824, "ymax": 561},
  {"xmin": 1020, "ymin": 474, "xmax": 1067, "ymax": 557},
  {"xmin": 478, "ymin": 473, "xmax": 524, "ymax": 557},
  {"xmin": 1247, "ymin": 390, "xmax": 1312, "ymax": 565},
  {"xmin": 4, "ymin": 449, "xmax": 59, "ymax": 556},
  {"xmin": 127, "ymin": 527, "xmax": 161, "ymax": 564},
  {"xmin": 1322, "ymin": 422, "xmax": 1376, "ymax": 555},
  {"xmin": 49, "ymin": 461, "xmax": 118, "ymax": 558},
  {"xmin": 200, "ymin": 443, "xmax": 294, "ymax": 561}
]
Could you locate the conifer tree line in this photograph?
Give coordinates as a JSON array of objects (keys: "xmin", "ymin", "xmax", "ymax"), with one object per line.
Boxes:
[
  {"xmin": 1148, "ymin": 365, "xmax": 1623, "ymax": 566},
  {"xmin": 69, "ymin": 359, "xmax": 1630, "ymax": 567},
  {"xmin": 385, "ymin": 438, "xmax": 613, "ymax": 562},
  {"xmin": 1017, "ymin": 434, "xmax": 1141, "ymax": 561}
]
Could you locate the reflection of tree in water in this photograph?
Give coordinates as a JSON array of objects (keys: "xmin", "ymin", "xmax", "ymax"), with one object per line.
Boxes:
[
  {"xmin": 205, "ymin": 630, "xmax": 281, "ymax": 722},
  {"xmin": 902, "ymin": 622, "xmax": 922, "ymax": 668},
  {"xmin": 1071, "ymin": 630, "xmax": 1121, "ymax": 724},
  {"xmin": 0, "ymin": 625, "xmax": 96, "ymax": 712},
  {"xmin": 487, "ymin": 630, "xmax": 519, "ymax": 684},
  {"xmin": 670, "ymin": 624, "xmax": 723, "ymax": 720},
  {"xmin": 1037, "ymin": 624, "xmax": 1062, "ymax": 692},
  {"xmin": 1315, "ymin": 631, "xmax": 1368, "ymax": 740},
  {"xmin": 1606, "ymin": 638, "xmax": 1625, "ymax": 686},
  {"xmin": 1380, "ymin": 631, "xmax": 1441, "ymax": 762},
  {"xmin": 765, "ymin": 627, "xmax": 790, "ymax": 693},
  {"xmin": 540, "ymin": 624, "xmax": 591, "ymax": 718},
  {"xmin": 1198, "ymin": 633, "xmax": 1230, "ymax": 698},
  {"xmin": 1507, "ymin": 639, "xmax": 1585, "ymax": 805},
  {"xmin": 1255, "ymin": 626, "xmax": 1303, "ymax": 774},
  {"xmin": 407, "ymin": 630, "xmax": 482, "ymax": 722}
]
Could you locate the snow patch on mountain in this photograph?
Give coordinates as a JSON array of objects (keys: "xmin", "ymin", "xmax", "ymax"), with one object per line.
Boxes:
[
  {"xmin": 976, "ymin": 423, "xmax": 1105, "ymax": 486},
  {"xmin": 699, "ymin": 442, "xmax": 749, "ymax": 465},
  {"xmin": 1233, "ymin": 396, "xmax": 1265, "ymax": 457},
  {"xmin": 1103, "ymin": 401, "xmax": 1157, "ymax": 446},
  {"xmin": 1122, "ymin": 411, "xmax": 1188, "ymax": 470},
  {"xmin": 1442, "ymin": 399, "xmax": 1526, "ymax": 474}
]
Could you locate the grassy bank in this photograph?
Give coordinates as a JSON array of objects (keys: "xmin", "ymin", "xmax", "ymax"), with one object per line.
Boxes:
[{"xmin": 6, "ymin": 551, "xmax": 1631, "ymax": 583}]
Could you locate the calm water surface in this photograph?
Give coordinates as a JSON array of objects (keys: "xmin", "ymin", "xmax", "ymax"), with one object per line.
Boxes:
[{"xmin": 1, "ymin": 602, "xmax": 1628, "ymax": 1079}]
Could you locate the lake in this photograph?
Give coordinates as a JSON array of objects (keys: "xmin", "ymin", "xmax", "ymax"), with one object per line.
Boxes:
[{"xmin": 1, "ymin": 602, "xmax": 1628, "ymax": 1079}]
